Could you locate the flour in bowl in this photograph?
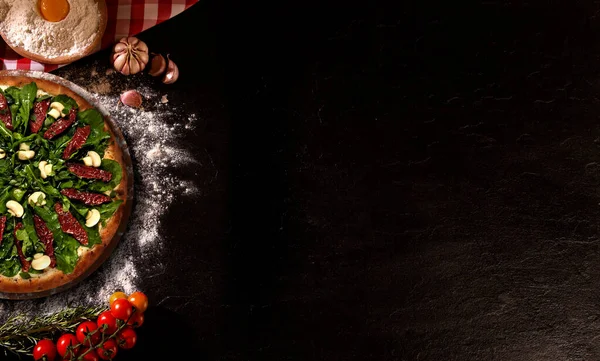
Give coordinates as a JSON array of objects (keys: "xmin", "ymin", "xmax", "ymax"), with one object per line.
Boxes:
[{"xmin": 0, "ymin": 0, "xmax": 101, "ymax": 58}]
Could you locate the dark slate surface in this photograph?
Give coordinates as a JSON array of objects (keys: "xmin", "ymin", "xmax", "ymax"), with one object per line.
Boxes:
[{"xmin": 11, "ymin": 0, "xmax": 600, "ymax": 359}]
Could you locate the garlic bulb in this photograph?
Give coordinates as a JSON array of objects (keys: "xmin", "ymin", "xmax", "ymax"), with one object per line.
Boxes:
[{"xmin": 111, "ymin": 37, "xmax": 149, "ymax": 75}]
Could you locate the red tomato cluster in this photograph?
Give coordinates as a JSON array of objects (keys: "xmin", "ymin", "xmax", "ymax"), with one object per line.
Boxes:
[{"xmin": 32, "ymin": 291, "xmax": 148, "ymax": 361}]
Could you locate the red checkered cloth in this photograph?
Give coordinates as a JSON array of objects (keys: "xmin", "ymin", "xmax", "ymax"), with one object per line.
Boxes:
[{"xmin": 0, "ymin": 0, "xmax": 198, "ymax": 72}]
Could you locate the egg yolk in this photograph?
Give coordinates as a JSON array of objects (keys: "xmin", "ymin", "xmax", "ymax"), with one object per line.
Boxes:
[{"xmin": 38, "ymin": 0, "xmax": 70, "ymax": 22}]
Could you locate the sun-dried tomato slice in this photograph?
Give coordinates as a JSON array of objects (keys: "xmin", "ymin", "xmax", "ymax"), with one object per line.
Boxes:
[
  {"xmin": 54, "ymin": 202, "xmax": 88, "ymax": 246},
  {"xmin": 0, "ymin": 93, "xmax": 13, "ymax": 130},
  {"xmin": 33, "ymin": 215, "xmax": 56, "ymax": 268},
  {"xmin": 13, "ymin": 223, "xmax": 30, "ymax": 272},
  {"xmin": 30, "ymin": 99, "xmax": 51, "ymax": 133},
  {"xmin": 0, "ymin": 216, "xmax": 6, "ymax": 246},
  {"xmin": 43, "ymin": 108, "xmax": 76, "ymax": 139},
  {"xmin": 67, "ymin": 163, "xmax": 112, "ymax": 182},
  {"xmin": 60, "ymin": 188, "xmax": 111, "ymax": 206},
  {"xmin": 62, "ymin": 125, "xmax": 91, "ymax": 159}
]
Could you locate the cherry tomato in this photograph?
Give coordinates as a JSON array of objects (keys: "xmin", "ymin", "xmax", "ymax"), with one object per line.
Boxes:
[
  {"xmin": 110, "ymin": 298, "xmax": 132, "ymax": 320},
  {"xmin": 78, "ymin": 347, "xmax": 100, "ymax": 361},
  {"xmin": 97, "ymin": 311, "xmax": 118, "ymax": 334},
  {"xmin": 56, "ymin": 333, "xmax": 79, "ymax": 358},
  {"xmin": 127, "ymin": 292, "xmax": 148, "ymax": 313},
  {"xmin": 116, "ymin": 327, "xmax": 137, "ymax": 349},
  {"xmin": 109, "ymin": 291, "xmax": 128, "ymax": 306},
  {"xmin": 127, "ymin": 311, "xmax": 144, "ymax": 328},
  {"xmin": 76, "ymin": 321, "xmax": 100, "ymax": 346},
  {"xmin": 33, "ymin": 339, "xmax": 57, "ymax": 361},
  {"xmin": 96, "ymin": 339, "xmax": 118, "ymax": 360}
]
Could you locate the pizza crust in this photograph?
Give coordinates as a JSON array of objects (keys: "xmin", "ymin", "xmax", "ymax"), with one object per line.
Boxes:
[{"xmin": 0, "ymin": 75, "xmax": 128, "ymax": 294}]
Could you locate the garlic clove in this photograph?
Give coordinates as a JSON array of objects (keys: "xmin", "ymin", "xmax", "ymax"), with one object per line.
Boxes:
[
  {"xmin": 121, "ymin": 62, "xmax": 131, "ymax": 76},
  {"xmin": 85, "ymin": 209, "xmax": 101, "ymax": 227},
  {"xmin": 126, "ymin": 36, "xmax": 138, "ymax": 46},
  {"xmin": 31, "ymin": 255, "xmax": 51, "ymax": 271},
  {"xmin": 149, "ymin": 54, "xmax": 166, "ymax": 76},
  {"xmin": 133, "ymin": 38, "xmax": 148, "ymax": 53},
  {"xmin": 129, "ymin": 58, "xmax": 142, "ymax": 75},
  {"xmin": 82, "ymin": 156, "xmax": 93, "ymax": 167},
  {"xmin": 120, "ymin": 90, "xmax": 143, "ymax": 108},
  {"xmin": 113, "ymin": 53, "xmax": 127, "ymax": 74},
  {"xmin": 162, "ymin": 55, "xmax": 179, "ymax": 84},
  {"xmin": 114, "ymin": 42, "xmax": 128, "ymax": 53},
  {"xmin": 135, "ymin": 50, "xmax": 149, "ymax": 66}
]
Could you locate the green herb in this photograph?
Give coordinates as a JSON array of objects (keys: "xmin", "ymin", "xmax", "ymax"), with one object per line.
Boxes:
[
  {"xmin": 0, "ymin": 258, "xmax": 20, "ymax": 278},
  {"xmin": 10, "ymin": 188, "xmax": 25, "ymax": 202},
  {"xmin": 76, "ymin": 109, "xmax": 110, "ymax": 157},
  {"xmin": 13, "ymin": 82, "xmax": 37, "ymax": 133},
  {"xmin": 0, "ymin": 305, "xmax": 104, "ymax": 357},
  {"xmin": 22, "ymin": 212, "xmax": 44, "ymax": 255},
  {"xmin": 54, "ymin": 236, "xmax": 79, "ymax": 274},
  {"xmin": 98, "ymin": 200, "xmax": 123, "ymax": 223}
]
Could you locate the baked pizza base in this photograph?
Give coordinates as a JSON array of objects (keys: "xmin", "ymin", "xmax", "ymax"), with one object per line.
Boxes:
[{"xmin": 0, "ymin": 75, "xmax": 128, "ymax": 294}]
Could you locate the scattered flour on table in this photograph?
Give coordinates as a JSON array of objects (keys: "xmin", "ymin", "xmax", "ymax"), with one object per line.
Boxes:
[{"xmin": 0, "ymin": 67, "xmax": 199, "ymax": 319}]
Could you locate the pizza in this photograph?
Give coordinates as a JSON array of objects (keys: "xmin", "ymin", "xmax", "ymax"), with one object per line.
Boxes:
[{"xmin": 0, "ymin": 75, "xmax": 128, "ymax": 295}]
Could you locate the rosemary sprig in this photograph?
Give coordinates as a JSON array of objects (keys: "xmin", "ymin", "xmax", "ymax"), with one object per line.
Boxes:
[{"xmin": 0, "ymin": 305, "xmax": 105, "ymax": 357}]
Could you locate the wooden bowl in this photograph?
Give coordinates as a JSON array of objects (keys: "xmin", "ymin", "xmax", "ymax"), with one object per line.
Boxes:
[{"xmin": 0, "ymin": 0, "xmax": 107, "ymax": 65}]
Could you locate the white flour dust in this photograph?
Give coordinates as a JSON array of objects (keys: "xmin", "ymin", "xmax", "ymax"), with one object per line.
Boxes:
[{"xmin": 0, "ymin": 67, "xmax": 199, "ymax": 318}]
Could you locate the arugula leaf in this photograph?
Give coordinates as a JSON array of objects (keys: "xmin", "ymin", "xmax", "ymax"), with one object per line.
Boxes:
[
  {"xmin": 15, "ymin": 228, "xmax": 31, "ymax": 257},
  {"xmin": 54, "ymin": 235, "xmax": 79, "ymax": 274},
  {"xmin": 0, "ymin": 121, "xmax": 12, "ymax": 141},
  {"xmin": 77, "ymin": 109, "xmax": 110, "ymax": 155},
  {"xmin": 0, "ymin": 257, "xmax": 20, "ymax": 277},
  {"xmin": 0, "ymin": 229, "xmax": 14, "ymax": 259},
  {"xmin": 22, "ymin": 211, "xmax": 43, "ymax": 255},
  {"xmin": 98, "ymin": 200, "xmax": 123, "ymax": 223},
  {"xmin": 3, "ymin": 87, "xmax": 19, "ymax": 103},
  {"xmin": 88, "ymin": 160, "xmax": 122, "ymax": 192},
  {"xmin": 25, "ymin": 164, "xmax": 61, "ymax": 198},
  {"xmin": 0, "ymin": 187, "xmax": 12, "ymax": 213},
  {"xmin": 0, "ymin": 160, "xmax": 13, "ymax": 186},
  {"xmin": 52, "ymin": 94, "xmax": 78, "ymax": 113},
  {"xmin": 19, "ymin": 271, "xmax": 31, "ymax": 279},
  {"xmin": 59, "ymin": 180, "xmax": 73, "ymax": 189},
  {"xmin": 77, "ymin": 108, "xmax": 103, "ymax": 128},
  {"xmin": 83, "ymin": 222, "xmax": 101, "ymax": 247},
  {"xmin": 11, "ymin": 188, "xmax": 25, "ymax": 202},
  {"xmin": 49, "ymin": 131, "xmax": 74, "ymax": 160},
  {"xmin": 0, "ymin": 226, "xmax": 20, "ymax": 277},
  {"xmin": 62, "ymin": 197, "xmax": 87, "ymax": 217},
  {"xmin": 14, "ymin": 133, "xmax": 46, "ymax": 149},
  {"xmin": 14, "ymin": 82, "xmax": 37, "ymax": 134}
]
